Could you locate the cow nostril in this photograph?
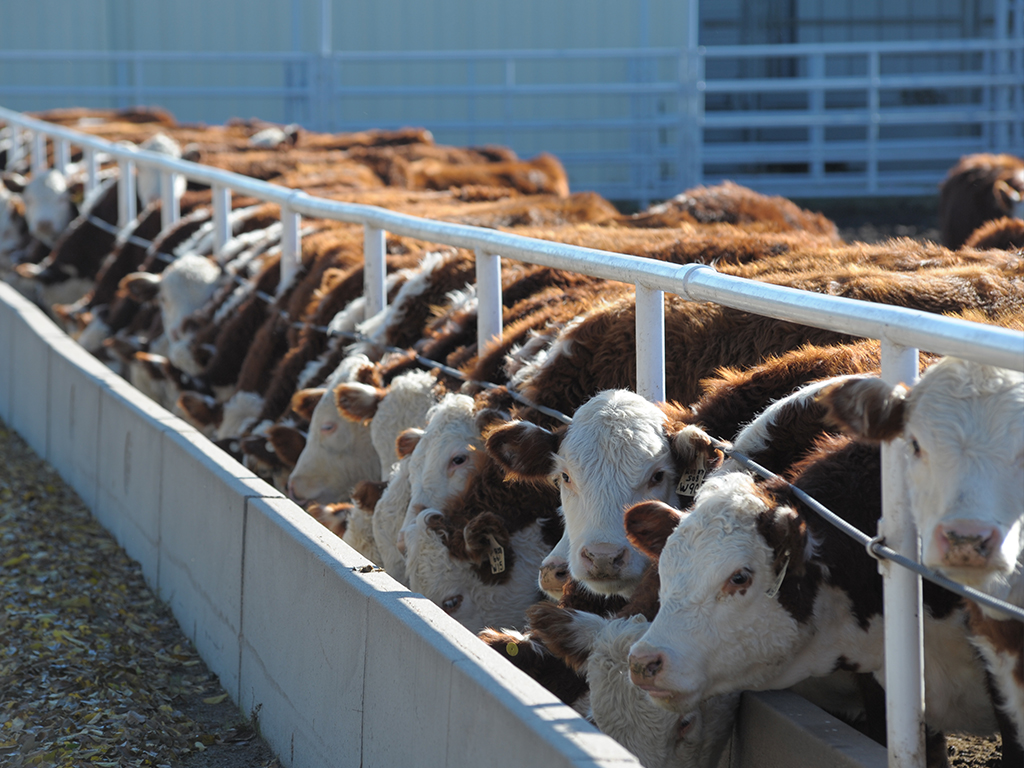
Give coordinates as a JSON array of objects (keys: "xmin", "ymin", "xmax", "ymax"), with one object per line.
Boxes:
[
  {"xmin": 645, "ymin": 657, "xmax": 663, "ymax": 678},
  {"xmin": 554, "ymin": 564, "xmax": 569, "ymax": 579},
  {"xmin": 612, "ymin": 550, "xmax": 626, "ymax": 568},
  {"xmin": 630, "ymin": 653, "xmax": 663, "ymax": 681}
]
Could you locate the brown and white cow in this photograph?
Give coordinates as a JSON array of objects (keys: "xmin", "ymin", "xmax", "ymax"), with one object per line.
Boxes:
[
  {"xmin": 820, "ymin": 356, "xmax": 1024, "ymax": 755},
  {"xmin": 624, "ymin": 454, "xmax": 998, "ymax": 745}
]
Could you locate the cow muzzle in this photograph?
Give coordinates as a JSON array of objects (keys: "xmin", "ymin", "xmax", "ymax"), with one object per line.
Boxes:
[
  {"xmin": 933, "ymin": 520, "xmax": 1004, "ymax": 569},
  {"xmin": 579, "ymin": 543, "xmax": 629, "ymax": 580}
]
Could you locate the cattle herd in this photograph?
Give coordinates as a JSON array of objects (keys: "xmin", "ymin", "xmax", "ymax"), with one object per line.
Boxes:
[{"xmin": 1, "ymin": 106, "xmax": 1022, "ymax": 768}]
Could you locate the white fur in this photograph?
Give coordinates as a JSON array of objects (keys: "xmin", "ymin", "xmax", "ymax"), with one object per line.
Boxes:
[
  {"xmin": 22, "ymin": 169, "xmax": 73, "ymax": 247},
  {"xmin": 286, "ymin": 354, "xmax": 381, "ymax": 505},
  {"xmin": 566, "ymin": 611, "xmax": 739, "ymax": 768},
  {"xmin": 136, "ymin": 133, "xmax": 185, "ymax": 207},
  {"xmin": 556, "ymin": 391, "xmax": 678, "ymax": 596},
  {"xmin": 402, "ymin": 509, "xmax": 549, "ymax": 633}
]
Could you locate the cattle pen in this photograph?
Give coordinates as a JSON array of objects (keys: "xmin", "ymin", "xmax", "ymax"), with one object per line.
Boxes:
[{"xmin": 1, "ymin": 106, "xmax": 1022, "ymax": 768}]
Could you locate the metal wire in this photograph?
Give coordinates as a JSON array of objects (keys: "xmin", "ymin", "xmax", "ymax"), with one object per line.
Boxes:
[{"xmin": 713, "ymin": 438, "xmax": 1024, "ymax": 622}]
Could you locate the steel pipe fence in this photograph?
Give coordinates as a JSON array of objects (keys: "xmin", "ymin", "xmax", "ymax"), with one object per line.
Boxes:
[
  {"xmin": 2, "ymin": 34, "xmax": 1022, "ymax": 201},
  {"xmin": 3, "ymin": 105, "xmax": 1023, "ymax": 768}
]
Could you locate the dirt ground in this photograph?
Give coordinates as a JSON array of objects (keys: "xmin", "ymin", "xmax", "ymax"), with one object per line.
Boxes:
[{"xmin": 0, "ymin": 421, "xmax": 279, "ymax": 768}]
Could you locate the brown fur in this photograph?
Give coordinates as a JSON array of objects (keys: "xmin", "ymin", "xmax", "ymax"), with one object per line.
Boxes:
[
  {"xmin": 477, "ymin": 627, "xmax": 589, "ymax": 706},
  {"xmin": 964, "ymin": 216, "xmax": 1024, "ymax": 252},
  {"xmin": 353, "ymin": 480, "xmax": 387, "ymax": 513},
  {"xmin": 177, "ymin": 391, "xmax": 223, "ymax": 428},
  {"xmin": 265, "ymin": 425, "xmax": 306, "ymax": 468},
  {"xmin": 525, "ymin": 603, "xmax": 593, "ymax": 673},
  {"xmin": 625, "ymin": 181, "xmax": 839, "ymax": 241},
  {"xmin": 818, "ymin": 378, "xmax": 908, "ymax": 443},
  {"xmin": 405, "ymin": 152, "xmax": 570, "ymax": 197},
  {"xmin": 290, "ymin": 388, "xmax": 325, "ymax": 422}
]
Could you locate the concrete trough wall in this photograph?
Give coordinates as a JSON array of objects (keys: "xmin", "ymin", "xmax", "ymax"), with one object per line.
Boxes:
[{"xmin": 0, "ymin": 281, "xmax": 888, "ymax": 768}]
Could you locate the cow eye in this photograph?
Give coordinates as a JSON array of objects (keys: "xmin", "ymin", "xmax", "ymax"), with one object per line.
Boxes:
[
  {"xmin": 320, "ymin": 422, "xmax": 337, "ymax": 435},
  {"xmin": 450, "ymin": 454, "xmax": 467, "ymax": 467},
  {"xmin": 909, "ymin": 437, "xmax": 921, "ymax": 457},
  {"xmin": 649, "ymin": 470, "xmax": 666, "ymax": 486},
  {"xmin": 442, "ymin": 594, "xmax": 463, "ymax": 613},
  {"xmin": 560, "ymin": 472, "xmax": 571, "ymax": 486},
  {"xmin": 729, "ymin": 571, "xmax": 750, "ymax": 586}
]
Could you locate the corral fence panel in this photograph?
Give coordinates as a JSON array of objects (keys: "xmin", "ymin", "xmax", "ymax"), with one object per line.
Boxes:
[{"xmin": 1, "ymin": 30, "xmax": 1021, "ymax": 204}]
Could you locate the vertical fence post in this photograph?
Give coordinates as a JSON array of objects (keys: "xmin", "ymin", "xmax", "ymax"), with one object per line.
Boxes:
[
  {"xmin": 160, "ymin": 171, "xmax": 180, "ymax": 231},
  {"xmin": 363, "ymin": 224, "xmax": 387, "ymax": 319},
  {"xmin": 879, "ymin": 339, "xmax": 924, "ymax": 768},
  {"xmin": 118, "ymin": 157, "xmax": 136, "ymax": 228},
  {"xmin": 55, "ymin": 139, "xmax": 71, "ymax": 175},
  {"xmin": 635, "ymin": 284, "xmax": 665, "ymax": 402},
  {"xmin": 476, "ymin": 249, "xmax": 502, "ymax": 355},
  {"xmin": 83, "ymin": 147, "xmax": 98, "ymax": 197},
  {"xmin": 279, "ymin": 206, "xmax": 302, "ymax": 296},
  {"xmin": 31, "ymin": 131, "xmax": 47, "ymax": 176},
  {"xmin": 212, "ymin": 184, "xmax": 231, "ymax": 256},
  {"xmin": 5, "ymin": 123, "xmax": 23, "ymax": 171},
  {"xmin": 867, "ymin": 51, "xmax": 880, "ymax": 194},
  {"xmin": 809, "ymin": 52, "xmax": 825, "ymax": 182}
]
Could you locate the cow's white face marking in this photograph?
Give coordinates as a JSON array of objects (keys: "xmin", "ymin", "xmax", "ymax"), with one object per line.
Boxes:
[{"xmin": 557, "ymin": 391, "xmax": 676, "ymax": 596}]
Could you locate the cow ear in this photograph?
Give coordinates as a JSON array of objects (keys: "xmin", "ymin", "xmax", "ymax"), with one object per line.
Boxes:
[
  {"xmin": 624, "ymin": 500, "xmax": 684, "ymax": 559},
  {"xmin": 134, "ymin": 351, "xmax": 167, "ymax": 380},
  {"xmin": 119, "ymin": 272, "xmax": 162, "ymax": 302},
  {"xmin": 355, "ymin": 362, "xmax": 383, "ymax": 387},
  {"xmin": 818, "ymin": 377, "xmax": 907, "ymax": 442},
  {"xmin": 669, "ymin": 424, "xmax": 723, "ymax": 498},
  {"xmin": 240, "ymin": 434, "xmax": 281, "ymax": 467},
  {"xmin": 756, "ymin": 505, "xmax": 809, "ymax": 577},
  {"xmin": 396, "ymin": 427, "xmax": 423, "ymax": 459},
  {"xmin": 474, "ymin": 407, "xmax": 508, "ymax": 435},
  {"xmin": 353, "ymin": 479, "xmax": 388, "ymax": 513},
  {"xmin": 2, "ymin": 172, "xmax": 27, "ymax": 193},
  {"xmin": 335, "ymin": 381, "xmax": 385, "ymax": 424},
  {"xmin": 290, "ymin": 388, "xmax": 326, "ymax": 422},
  {"xmin": 484, "ymin": 420, "xmax": 558, "ymax": 481},
  {"xmin": 266, "ymin": 425, "xmax": 306, "ymax": 467},
  {"xmin": 177, "ymin": 390, "xmax": 223, "ymax": 427},
  {"xmin": 526, "ymin": 602, "xmax": 601, "ymax": 673}
]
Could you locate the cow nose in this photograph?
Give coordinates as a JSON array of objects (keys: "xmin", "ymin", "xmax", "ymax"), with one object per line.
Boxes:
[
  {"xmin": 628, "ymin": 651, "xmax": 664, "ymax": 683},
  {"xmin": 538, "ymin": 559, "xmax": 570, "ymax": 596},
  {"xmin": 935, "ymin": 521, "xmax": 1003, "ymax": 568},
  {"xmin": 580, "ymin": 543, "xmax": 628, "ymax": 578}
]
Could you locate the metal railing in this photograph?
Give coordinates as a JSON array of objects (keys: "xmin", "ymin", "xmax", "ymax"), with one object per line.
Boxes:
[
  {"xmin": 2, "ymin": 34, "xmax": 1021, "ymax": 201},
  {"xmin": 2, "ymin": 105, "xmax": 1022, "ymax": 768}
]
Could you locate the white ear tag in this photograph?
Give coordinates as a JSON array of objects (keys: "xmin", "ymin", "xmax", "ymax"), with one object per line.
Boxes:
[
  {"xmin": 765, "ymin": 551, "xmax": 790, "ymax": 599},
  {"xmin": 676, "ymin": 452, "xmax": 707, "ymax": 497},
  {"xmin": 486, "ymin": 534, "xmax": 506, "ymax": 575}
]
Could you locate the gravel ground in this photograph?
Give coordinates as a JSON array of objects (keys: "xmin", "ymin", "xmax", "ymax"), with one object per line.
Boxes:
[{"xmin": 0, "ymin": 420, "xmax": 279, "ymax": 768}]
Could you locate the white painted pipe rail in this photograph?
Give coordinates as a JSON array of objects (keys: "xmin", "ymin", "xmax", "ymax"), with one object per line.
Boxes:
[{"xmin": 3, "ymin": 105, "xmax": 1023, "ymax": 768}]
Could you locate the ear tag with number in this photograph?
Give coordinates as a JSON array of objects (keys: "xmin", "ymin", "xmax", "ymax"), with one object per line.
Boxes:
[
  {"xmin": 676, "ymin": 452, "xmax": 707, "ymax": 497},
  {"xmin": 486, "ymin": 534, "xmax": 506, "ymax": 574}
]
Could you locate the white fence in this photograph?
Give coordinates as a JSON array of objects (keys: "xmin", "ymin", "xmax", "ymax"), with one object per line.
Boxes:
[
  {"xmin": 2, "ymin": 34, "xmax": 1022, "ymax": 201},
  {"xmin": 2, "ymin": 105, "xmax": 1023, "ymax": 768}
]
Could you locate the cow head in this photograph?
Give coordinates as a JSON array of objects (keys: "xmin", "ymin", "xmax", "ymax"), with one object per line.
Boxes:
[
  {"xmin": 287, "ymin": 355, "xmax": 382, "ymax": 505},
  {"xmin": 820, "ymin": 357, "xmax": 1024, "ymax": 596},
  {"xmin": 626, "ymin": 475, "xmax": 815, "ymax": 714},
  {"xmin": 335, "ymin": 368, "xmax": 442, "ymax": 479},
  {"xmin": 22, "ymin": 169, "xmax": 74, "ymax": 247},
  {"xmin": 486, "ymin": 390, "xmax": 719, "ymax": 598},
  {"xmin": 528, "ymin": 603, "xmax": 740, "ymax": 768}
]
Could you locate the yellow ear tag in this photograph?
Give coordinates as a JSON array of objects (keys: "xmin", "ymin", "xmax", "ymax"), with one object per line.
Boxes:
[
  {"xmin": 486, "ymin": 534, "xmax": 506, "ymax": 575},
  {"xmin": 676, "ymin": 452, "xmax": 707, "ymax": 497},
  {"xmin": 506, "ymin": 642, "xmax": 519, "ymax": 657}
]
